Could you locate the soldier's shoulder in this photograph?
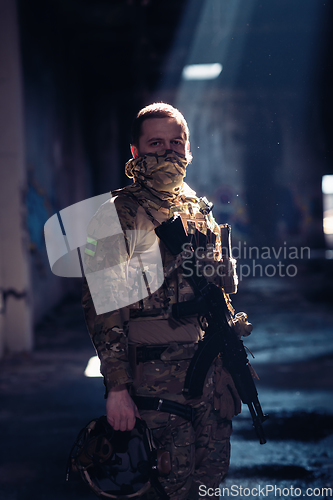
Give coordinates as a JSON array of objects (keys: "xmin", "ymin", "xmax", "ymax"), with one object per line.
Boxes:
[
  {"xmin": 111, "ymin": 184, "xmax": 142, "ymax": 221},
  {"xmin": 86, "ymin": 186, "xmax": 139, "ymax": 237},
  {"xmin": 86, "ymin": 198, "xmax": 117, "ymax": 238}
]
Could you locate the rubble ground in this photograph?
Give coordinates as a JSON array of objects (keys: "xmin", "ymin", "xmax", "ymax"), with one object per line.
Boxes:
[{"xmin": 0, "ymin": 274, "xmax": 333, "ymax": 500}]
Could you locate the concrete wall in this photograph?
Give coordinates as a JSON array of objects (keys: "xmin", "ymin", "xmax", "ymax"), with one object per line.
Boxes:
[
  {"xmin": 0, "ymin": 0, "xmax": 33, "ymax": 356},
  {"xmin": 0, "ymin": 0, "xmax": 94, "ymax": 357},
  {"xmin": 18, "ymin": 0, "xmax": 94, "ymax": 329}
]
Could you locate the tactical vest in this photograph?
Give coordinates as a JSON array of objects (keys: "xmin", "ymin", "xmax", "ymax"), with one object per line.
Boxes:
[{"xmin": 113, "ymin": 184, "xmax": 238, "ymax": 320}]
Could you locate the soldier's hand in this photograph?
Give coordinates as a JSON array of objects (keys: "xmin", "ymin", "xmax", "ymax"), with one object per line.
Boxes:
[{"xmin": 106, "ymin": 384, "xmax": 140, "ymax": 431}]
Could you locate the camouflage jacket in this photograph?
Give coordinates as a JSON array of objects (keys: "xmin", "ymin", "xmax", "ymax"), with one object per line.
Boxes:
[{"xmin": 82, "ymin": 181, "xmax": 237, "ymax": 391}]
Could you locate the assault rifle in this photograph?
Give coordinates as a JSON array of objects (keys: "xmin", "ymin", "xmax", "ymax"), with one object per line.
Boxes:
[{"xmin": 155, "ymin": 215, "xmax": 268, "ymax": 444}]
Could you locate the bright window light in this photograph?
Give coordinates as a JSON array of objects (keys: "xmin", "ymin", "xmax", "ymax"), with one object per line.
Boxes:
[
  {"xmin": 182, "ymin": 63, "xmax": 222, "ymax": 80},
  {"xmin": 322, "ymin": 176, "xmax": 333, "ymax": 246},
  {"xmin": 84, "ymin": 355, "xmax": 103, "ymax": 377},
  {"xmin": 324, "ymin": 210, "xmax": 333, "ymax": 235},
  {"xmin": 322, "ymin": 175, "xmax": 333, "ymax": 194}
]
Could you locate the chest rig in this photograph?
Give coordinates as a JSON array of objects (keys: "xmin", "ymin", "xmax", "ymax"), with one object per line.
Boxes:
[
  {"xmin": 120, "ymin": 186, "xmax": 237, "ymax": 320},
  {"xmin": 168, "ymin": 196, "xmax": 237, "ymax": 297}
]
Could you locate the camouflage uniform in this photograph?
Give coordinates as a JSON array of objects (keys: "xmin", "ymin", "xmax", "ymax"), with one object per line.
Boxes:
[{"xmin": 82, "ymin": 150, "xmax": 241, "ymax": 499}]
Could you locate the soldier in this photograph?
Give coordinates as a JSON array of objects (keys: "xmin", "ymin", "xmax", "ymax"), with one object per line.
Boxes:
[{"xmin": 82, "ymin": 103, "xmax": 241, "ymax": 499}]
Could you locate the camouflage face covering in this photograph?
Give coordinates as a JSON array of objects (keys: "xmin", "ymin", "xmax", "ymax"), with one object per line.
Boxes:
[{"xmin": 125, "ymin": 150, "xmax": 188, "ymax": 201}]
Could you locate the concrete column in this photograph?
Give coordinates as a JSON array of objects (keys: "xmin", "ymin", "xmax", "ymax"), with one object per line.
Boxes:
[{"xmin": 0, "ymin": 0, "xmax": 33, "ymax": 355}]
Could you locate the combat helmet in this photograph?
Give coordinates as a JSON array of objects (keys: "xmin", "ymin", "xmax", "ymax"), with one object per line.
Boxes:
[{"xmin": 67, "ymin": 416, "xmax": 171, "ymax": 499}]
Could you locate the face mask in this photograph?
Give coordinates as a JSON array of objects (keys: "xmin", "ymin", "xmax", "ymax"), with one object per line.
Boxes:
[{"xmin": 125, "ymin": 150, "xmax": 188, "ymax": 198}]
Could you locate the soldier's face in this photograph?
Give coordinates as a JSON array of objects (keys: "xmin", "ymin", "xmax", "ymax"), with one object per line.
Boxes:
[{"xmin": 131, "ymin": 117, "xmax": 188, "ymax": 158}]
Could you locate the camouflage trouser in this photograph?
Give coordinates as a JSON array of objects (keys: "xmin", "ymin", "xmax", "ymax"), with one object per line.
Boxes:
[
  {"xmin": 142, "ymin": 406, "xmax": 232, "ymax": 500},
  {"xmin": 132, "ymin": 351, "xmax": 235, "ymax": 500}
]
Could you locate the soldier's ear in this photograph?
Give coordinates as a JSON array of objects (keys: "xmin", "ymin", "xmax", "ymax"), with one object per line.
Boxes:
[{"xmin": 131, "ymin": 145, "xmax": 139, "ymax": 159}]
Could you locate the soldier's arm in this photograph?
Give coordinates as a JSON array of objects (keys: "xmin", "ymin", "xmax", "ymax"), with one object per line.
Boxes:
[
  {"xmin": 82, "ymin": 279, "xmax": 140, "ymax": 430},
  {"xmin": 83, "ymin": 195, "xmax": 141, "ymax": 429},
  {"xmin": 82, "ymin": 278, "xmax": 133, "ymax": 390}
]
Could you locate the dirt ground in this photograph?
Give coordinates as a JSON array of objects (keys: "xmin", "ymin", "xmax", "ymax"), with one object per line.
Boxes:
[{"xmin": 1, "ymin": 270, "xmax": 333, "ymax": 500}]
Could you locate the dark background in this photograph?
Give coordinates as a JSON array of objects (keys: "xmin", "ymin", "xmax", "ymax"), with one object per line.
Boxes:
[
  {"xmin": 17, "ymin": 0, "xmax": 333, "ymax": 322},
  {"xmin": 1, "ymin": 1, "xmax": 333, "ymax": 499}
]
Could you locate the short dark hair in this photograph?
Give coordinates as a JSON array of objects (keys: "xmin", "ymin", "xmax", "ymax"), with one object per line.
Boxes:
[{"xmin": 131, "ymin": 102, "xmax": 189, "ymax": 147}]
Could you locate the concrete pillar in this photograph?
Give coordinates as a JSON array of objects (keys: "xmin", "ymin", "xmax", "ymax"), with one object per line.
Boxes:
[{"xmin": 0, "ymin": 0, "xmax": 33, "ymax": 355}]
